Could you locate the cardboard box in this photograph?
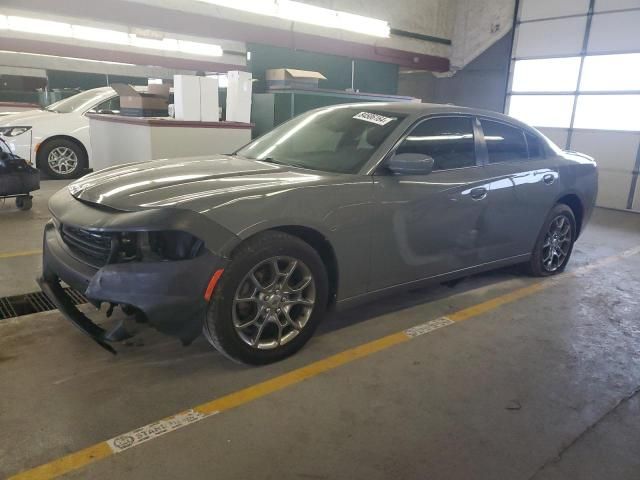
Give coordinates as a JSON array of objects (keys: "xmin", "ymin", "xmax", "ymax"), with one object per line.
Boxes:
[
  {"xmin": 199, "ymin": 76, "xmax": 220, "ymax": 122},
  {"xmin": 110, "ymin": 83, "xmax": 170, "ymax": 117},
  {"xmin": 226, "ymin": 71, "xmax": 252, "ymax": 123},
  {"xmin": 173, "ymin": 75, "xmax": 201, "ymax": 121},
  {"xmin": 265, "ymin": 68, "xmax": 327, "ymax": 90}
]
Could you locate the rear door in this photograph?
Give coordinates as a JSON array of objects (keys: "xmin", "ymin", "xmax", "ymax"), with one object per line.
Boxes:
[
  {"xmin": 476, "ymin": 118, "xmax": 561, "ymax": 259},
  {"xmin": 370, "ymin": 115, "xmax": 494, "ymax": 291}
]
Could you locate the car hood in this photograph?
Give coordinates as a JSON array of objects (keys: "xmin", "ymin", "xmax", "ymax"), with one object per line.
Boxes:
[
  {"xmin": 0, "ymin": 109, "xmax": 56, "ymax": 126},
  {"xmin": 68, "ymin": 155, "xmax": 327, "ymax": 211}
]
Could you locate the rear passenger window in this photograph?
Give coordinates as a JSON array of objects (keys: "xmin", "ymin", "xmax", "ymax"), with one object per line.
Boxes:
[
  {"xmin": 396, "ymin": 117, "xmax": 476, "ymax": 171},
  {"xmin": 481, "ymin": 120, "xmax": 528, "ymax": 163},
  {"xmin": 525, "ymin": 131, "xmax": 545, "ymax": 159}
]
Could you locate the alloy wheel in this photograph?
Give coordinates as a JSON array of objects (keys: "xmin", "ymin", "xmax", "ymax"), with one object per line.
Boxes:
[
  {"xmin": 542, "ymin": 215, "xmax": 572, "ymax": 272},
  {"xmin": 232, "ymin": 256, "xmax": 316, "ymax": 350},
  {"xmin": 48, "ymin": 147, "xmax": 78, "ymax": 175}
]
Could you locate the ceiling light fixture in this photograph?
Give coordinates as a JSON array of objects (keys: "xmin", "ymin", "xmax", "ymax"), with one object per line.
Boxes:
[
  {"xmin": 0, "ymin": 14, "xmax": 224, "ymax": 58},
  {"xmin": 197, "ymin": 0, "xmax": 391, "ymax": 38}
]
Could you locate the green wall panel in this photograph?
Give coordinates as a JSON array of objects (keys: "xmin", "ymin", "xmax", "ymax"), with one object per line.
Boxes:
[
  {"xmin": 107, "ymin": 75, "xmax": 148, "ymax": 86},
  {"xmin": 354, "ymin": 59, "xmax": 399, "ymax": 95},
  {"xmin": 247, "ymin": 43, "xmax": 398, "ymax": 95},
  {"xmin": 248, "ymin": 43, "xmax": 352, "ymax": 91},
  {"xmin": 47, "ymin": 70, "xmax": 108, "ymax": 90}
]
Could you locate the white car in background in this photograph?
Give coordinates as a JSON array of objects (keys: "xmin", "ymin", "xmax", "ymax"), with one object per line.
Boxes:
[{"xmin": 0, "ymin": 87, "xmax": 121, "ymax": 179}]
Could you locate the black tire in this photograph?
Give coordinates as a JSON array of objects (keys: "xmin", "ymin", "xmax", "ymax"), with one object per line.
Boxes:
[
  {"xmin": 15, "ymin": 196, "xmax": 32, "ymax": 211},
  {"xmin": 204, "ymin": 231, "xmax": 328, "ymax": 365},
  {"xmin": 38, "ymin": 139, "xmax": 87, "ymax": 179},
  {"xmin": 527, "ymin": 203, "xmax": 576, "ymax": 277}
]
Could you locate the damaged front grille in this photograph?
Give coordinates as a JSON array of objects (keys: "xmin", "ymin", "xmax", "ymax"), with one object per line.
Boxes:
[
  {"xmin": 60, "ymin": 225, "xmax": 140, "ymax": 267},
  {"xmin": 61, "ymin": 224, "xmax": 113, "ymax": 266}
]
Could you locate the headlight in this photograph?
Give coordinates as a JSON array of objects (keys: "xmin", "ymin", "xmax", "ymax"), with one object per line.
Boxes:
[
  {"xmin": 0, "ymin": 126, "xmax": 31, "ymax": 137},
  {"xmin": 148, "ymin": 231, "xmax": 204, "ymax": 261}
]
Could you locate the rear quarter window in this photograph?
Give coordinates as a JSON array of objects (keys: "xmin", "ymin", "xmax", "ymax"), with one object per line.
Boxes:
[
  {"xmin": 525, "ymin": 131, "xmax": 545, "ymax": 159},
  {"xmin": 481, "ymin": 119, "xmax": 528, "ymax": 163}
]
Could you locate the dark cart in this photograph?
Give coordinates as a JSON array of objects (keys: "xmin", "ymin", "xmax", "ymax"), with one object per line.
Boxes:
[{"xmin": 0, "ymin": 138, "xmax": 40, "ymax": 211}]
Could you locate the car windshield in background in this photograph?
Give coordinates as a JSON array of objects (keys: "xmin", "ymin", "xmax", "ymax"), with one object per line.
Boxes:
[
  {"xmin": 45, "ymin": 90, "xmax": 107, "ymax": 114},
  {"xmin": 238, "ymin": 106, "xmax": 405, "ymax": 174}
]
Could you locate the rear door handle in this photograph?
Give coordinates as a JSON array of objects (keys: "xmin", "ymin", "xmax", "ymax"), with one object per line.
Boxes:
[
  {"xmin": 543, "ymin": 173, "xmax": 556, "ymax": 185},
  {"xmin": 470, "ymin": 187, "xmax": 488, "ymax": 201}
]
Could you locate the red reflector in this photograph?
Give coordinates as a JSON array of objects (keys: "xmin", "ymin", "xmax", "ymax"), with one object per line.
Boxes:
[{"xmin": 204, "ymin": 269, "xmax": 224, "ymax": 301}]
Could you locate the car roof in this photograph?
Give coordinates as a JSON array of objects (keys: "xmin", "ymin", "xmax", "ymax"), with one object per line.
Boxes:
[{"xmin": 344, "ymin": 102, "xmax": 535, "ymax": 132}]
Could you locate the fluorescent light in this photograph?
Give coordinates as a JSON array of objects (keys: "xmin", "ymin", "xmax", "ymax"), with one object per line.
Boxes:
[
  {"xmin": 72, "ymin": 25, "xmax": 130, "ymax": 45},
  {"xmin": 8, "ymin": 16, "xmax": 72, "ymax": 37},
  {"xmin": 0, "ymin": 14, "xmax": 223, "ymax": 58},
  {"xmin": 178, "ymin": 40, "xmax": 223, "ymax": 57},
  {"xmin": 130, "ymin": 34, "xmax": 178, "ymax": 51},
  {"xmin": 0, "ymin": 50, "xmax": 136, "ymax": 66},
  {"xmin": 197, "ymin": 0, "xmax": 391, "ymax": 37}
]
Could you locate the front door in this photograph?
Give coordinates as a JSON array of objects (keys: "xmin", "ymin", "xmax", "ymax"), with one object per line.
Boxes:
[{"xmin": 370, "ymin": 116, "xmax": 493, "ymax": 292}]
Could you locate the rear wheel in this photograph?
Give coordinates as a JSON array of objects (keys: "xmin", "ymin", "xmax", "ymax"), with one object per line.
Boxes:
[
  {"xmin": 39, "ymin": 139, "xmax": 86, "ymax": 179},
  {"xmin": 527, "ymin": 204, "xmax": 576, "ymax": 277},
  {"xmin": 204, "ymin": 231, "xmax": 328, "ymax": 365}
]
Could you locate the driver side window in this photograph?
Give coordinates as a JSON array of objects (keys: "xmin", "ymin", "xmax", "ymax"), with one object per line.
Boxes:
[{"xmin": 396, "ymin": 116, "xmax": 476, "ymax": 172}]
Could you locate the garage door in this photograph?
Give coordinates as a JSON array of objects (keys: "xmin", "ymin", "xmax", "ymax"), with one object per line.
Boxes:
[{"xmin": 505, "ymin": 0, "xmax": 640, "ymax": 212}]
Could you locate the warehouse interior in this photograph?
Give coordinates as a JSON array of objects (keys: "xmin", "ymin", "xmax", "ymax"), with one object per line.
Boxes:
[{"xmin": 1, "ymin": 0, "xmax": 640, "ymax": 479}]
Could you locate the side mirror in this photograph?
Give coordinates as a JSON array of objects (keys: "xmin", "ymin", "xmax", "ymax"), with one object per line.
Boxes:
[{"xmin": 387, "ymin": 153, "xmax": 435, "ymax": 175}]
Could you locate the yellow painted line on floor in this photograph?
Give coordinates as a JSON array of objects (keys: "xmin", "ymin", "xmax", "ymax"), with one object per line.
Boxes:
[
  {"xmin": 0, "ymin": 250, "xmax": 41, "ymax": 260},
  {"xmin": 8, "ymin": 245, "xmax": 640, "ymax": 480}
]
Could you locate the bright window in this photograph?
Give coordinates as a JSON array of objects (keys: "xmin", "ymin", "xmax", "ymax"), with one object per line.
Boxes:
[
  {"xmin": 508, "ymin": 95, "xmax": 575, "ymax": 128},
  {"xmin": 573, "ymin": 95, "xmax": 640, "ymax": 131},
  {"xmin": 512, "ymin": 57, "xmax": 582, "ymax": 92},
  {"xmin": 580, "ymin": 54, "xmax": 640, "ymax": 91}
]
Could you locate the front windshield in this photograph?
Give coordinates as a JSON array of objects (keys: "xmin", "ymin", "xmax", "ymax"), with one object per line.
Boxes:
[
  {"xmin": 45, "ymin": 89, "xmax": 108, "ymax": 114},
  {"xmin": 238, "ymin": 105, "xmax": 405, "ymax": 174}
]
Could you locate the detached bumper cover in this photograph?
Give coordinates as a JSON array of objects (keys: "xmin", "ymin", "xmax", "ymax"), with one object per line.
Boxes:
[
  {"xmin": 41, "ymin": 221, "xmax": 228, "ymax": 353},
  {"xmin": 37, "ymin": 275, "xmax": 116, "ymax": 354}
]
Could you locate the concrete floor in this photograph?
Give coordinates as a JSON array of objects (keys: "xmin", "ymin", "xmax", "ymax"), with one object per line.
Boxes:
[
  {"xmin": 1, "ymin": 183, "xmax": 640, "ymax": 479},
  {"xmin": 0, "ymin": 180, "xmax": 69, "ymax": 296}
]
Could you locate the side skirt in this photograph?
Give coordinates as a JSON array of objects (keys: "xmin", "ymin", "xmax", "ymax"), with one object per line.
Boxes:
[{"xmin": 335, "ymin": 254, "xmax": 531, "ymax": 311}]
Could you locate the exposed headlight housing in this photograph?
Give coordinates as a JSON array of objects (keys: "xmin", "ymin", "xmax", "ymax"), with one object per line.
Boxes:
[
  {"xmin": 59, "ymin": 225, "xmax": 204, "ymax": 267},
  {"xmin": 0, "ymin": 126, "xmax": 32, "ymax": 137},
  {"xmin": 147, "ymin": 231, "xmax": 204, "ymax": 261}
]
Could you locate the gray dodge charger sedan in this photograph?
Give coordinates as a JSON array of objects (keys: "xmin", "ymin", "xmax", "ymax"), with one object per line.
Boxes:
[{"xmin": 38, "ymin": 103, "xmax": 597, "ymax": 364}]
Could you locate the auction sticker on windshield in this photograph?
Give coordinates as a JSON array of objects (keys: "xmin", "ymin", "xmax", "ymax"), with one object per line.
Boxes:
[{"xmin": 353, "ymin": 112, "xmax": 397, "ymax": 126}]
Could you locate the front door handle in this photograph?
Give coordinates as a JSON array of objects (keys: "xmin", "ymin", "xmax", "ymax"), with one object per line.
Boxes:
[
  {"xmin": 470, "ymin": 187, "xmax": 488, "ymax": 201},
  {"xmin": 543, "ymin": 173, "xmax": 556, "ymax": 185}
]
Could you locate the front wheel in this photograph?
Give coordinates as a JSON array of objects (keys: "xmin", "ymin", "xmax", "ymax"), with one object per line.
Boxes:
[
  {"xmin": 527, "ymin": 204, "xmax": 576, "ymax": 277},
  {"xmin": 204, "ymin": 231, "xmax": 328, "ymax": 365},
  {"xmin": 39, "ymin": 139, "xmax": 87, "ymax": 179}
]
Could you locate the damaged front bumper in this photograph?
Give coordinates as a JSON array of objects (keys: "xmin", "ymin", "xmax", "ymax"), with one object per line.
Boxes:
[{"xmin": 39, "ymin": 220, "xmax": 228, "ymax": 354}]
